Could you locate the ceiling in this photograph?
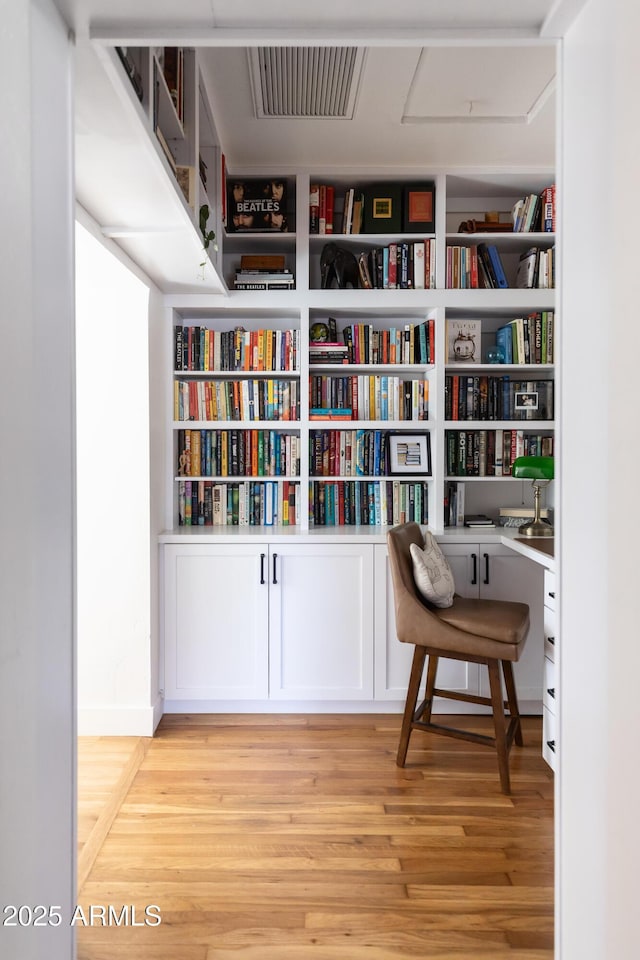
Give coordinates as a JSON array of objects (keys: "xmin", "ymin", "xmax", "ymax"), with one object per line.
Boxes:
[{"xmin": 56, "ymin": 0, "xmax": 585, "ymax": 290}]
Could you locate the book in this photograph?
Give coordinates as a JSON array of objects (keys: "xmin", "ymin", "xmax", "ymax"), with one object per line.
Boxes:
[
  {"xmin": 486, "ymin": 244, "xmax": 509, "ymax": 288},
  {"xmin": 309, "ymin": 183, "xmax": 320, "ymax": 234},
  {"xmin": 226, "ymin": 177, "xmax": 292, "ymax": 232},
  {"xmin": 446, "ymin": 319, "xmax": 482, "ymax": 364},
  {"xmin": 515, "ymin": 247, "xmax": 539, "ymax": 288},
  {"xmin": 464, "ymin": 514, "xmax": 495, "ymax": 527},
  {"xmin": 362, "ymin": 182, "xmax": 403, "ymax": 234},
  {"xmin": 240, "ymin": 255, "xmax": 286, "ymax": 271},
  {"xmin": 541, "ymin": 184, "xmax": 556, "ymax": 233},
  {"xmin": 402, "ymin": 182, "xmax": 435, "ymax": 233}
]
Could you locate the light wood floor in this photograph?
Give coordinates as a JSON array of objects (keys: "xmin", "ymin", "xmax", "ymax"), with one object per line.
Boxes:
[{"xmin": 77, "ymin": 714, "xmax": 554, "ymax": 959}]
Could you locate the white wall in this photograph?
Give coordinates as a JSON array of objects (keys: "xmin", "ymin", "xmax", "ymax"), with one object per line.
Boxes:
[
  {"xmin": 0, "ymin": 0, "xmax": 76, "ymax": 956},
  {"xmin": 75, "ymin": 220, "xmax": 161, "ymax": 735},
  {"xmin": 560, "ymin": 1, "xmax": 640, "ymax": 957}
]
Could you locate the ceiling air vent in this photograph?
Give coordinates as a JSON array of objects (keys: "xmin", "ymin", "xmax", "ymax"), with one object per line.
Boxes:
[{"xmin": 248, "ymin": 47, "xmax": 366, "ymax": 119}]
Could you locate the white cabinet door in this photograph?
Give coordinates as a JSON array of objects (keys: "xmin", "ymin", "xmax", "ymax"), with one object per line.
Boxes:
[
  {"xmin": 374, "ymin": 543, "xmax": 480, "ymax": 703},
  {"xmin": 476, "ymin": 543, "xmax": 544, "ymax": 709},
  {"xmin": 269, "ymin": 543, "xmax": 374, "ymax": 699},
  {"xmin": 163, "ymin": 544, "xmax": 269, "ymax": 700}
]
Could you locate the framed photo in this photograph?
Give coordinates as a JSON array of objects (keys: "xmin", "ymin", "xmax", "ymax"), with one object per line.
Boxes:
[
  {"xmin": 388, "ymin": 432, "xmax": 432, "ymax": 476},
  {"xmin": 514, "ymin": 391, "xmax": 539, "ymax": 412}
]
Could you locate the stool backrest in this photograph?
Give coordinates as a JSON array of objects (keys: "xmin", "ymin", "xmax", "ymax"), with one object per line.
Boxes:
[{"xmin": 387, "ymin": 522, "xmax": 438, "ymax": 645}]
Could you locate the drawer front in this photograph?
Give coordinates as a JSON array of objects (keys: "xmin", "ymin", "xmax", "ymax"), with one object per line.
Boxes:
[
  {"xmin": 544, "ymin": 569, "xmax": 557, "ymax": 611},
  {"xmin": 543, "ymin": 656, "xmax": 556, "ymax": 713},
  {"xmin": 544, "ymin": 604, "xmax": 557, "ymax": 662},
  {"xmin": 543, "ymin": 706, "xmax": 557, "ymax": 771}
]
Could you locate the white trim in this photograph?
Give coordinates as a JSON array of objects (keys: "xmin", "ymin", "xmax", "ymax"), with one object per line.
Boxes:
[{"xmin": 78, "ymin": 706, "xmax": 159, "ymax": 736}]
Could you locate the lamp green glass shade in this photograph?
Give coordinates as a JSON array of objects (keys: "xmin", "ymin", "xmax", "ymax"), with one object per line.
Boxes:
[
  {"xmin": 512, "ymin": 455, "xmax": 554, "ymax": 537},
  {"xmin": 512, "ymin": 455, "xmax": 554, "ymax": 481}
]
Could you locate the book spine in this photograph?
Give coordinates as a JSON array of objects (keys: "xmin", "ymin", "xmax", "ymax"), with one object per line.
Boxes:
[{"xmin": 309, "ymin": 183, "xmax": 320, "ymax": 234}]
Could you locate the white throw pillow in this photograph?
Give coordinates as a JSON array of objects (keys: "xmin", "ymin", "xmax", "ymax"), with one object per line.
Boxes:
[{"xmin": 409, "ymin": 532, "xmax": 456, "ymax": 608}]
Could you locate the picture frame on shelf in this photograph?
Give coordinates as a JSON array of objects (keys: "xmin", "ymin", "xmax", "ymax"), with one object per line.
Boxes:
[
  {"xmin": 388, "ymin": 432, "xmax": 431, "ymax": 476},
  {"xmin": 225, "ymin": 176, "xmax": 293, "ymax": 233},
  {"xmin": 514, "ymin": 391, "xmax": 539, "ymax": 412}
]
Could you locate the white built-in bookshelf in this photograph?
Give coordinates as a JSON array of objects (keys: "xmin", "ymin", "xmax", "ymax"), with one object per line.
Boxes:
[
  {"xmin": 167, "ymin": 168, "xmax": 556, "ymax": 534},
  {"xmin": 104, "ymin": 49, "xmax": 556, "ymax": 536}
]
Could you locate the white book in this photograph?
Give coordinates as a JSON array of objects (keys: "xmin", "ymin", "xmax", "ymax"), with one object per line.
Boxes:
[{"xmin": 413, "ymin": 242, "xmax": 425, "ymax": 289}]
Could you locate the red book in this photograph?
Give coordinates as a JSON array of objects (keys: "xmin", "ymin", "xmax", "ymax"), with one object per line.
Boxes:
[{"xmin": 325, "ymin": 186, "xmax": 335, "ymax": 234}]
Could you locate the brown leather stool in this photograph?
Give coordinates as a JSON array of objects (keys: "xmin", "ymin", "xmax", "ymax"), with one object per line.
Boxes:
[{"xmin": 387, "ymin": 522, "xmax": 530, "ymax": 794}]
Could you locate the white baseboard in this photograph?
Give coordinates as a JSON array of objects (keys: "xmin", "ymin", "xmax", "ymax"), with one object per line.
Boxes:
[{"xmin": 77, "ymin": 702, "xmax": 162, "ymax": 736}]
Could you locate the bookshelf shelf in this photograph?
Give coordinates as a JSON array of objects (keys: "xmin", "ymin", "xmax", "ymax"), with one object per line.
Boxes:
[{"xmin": 163, "ymin": 169, "xmax": 555, "ymax": 533}]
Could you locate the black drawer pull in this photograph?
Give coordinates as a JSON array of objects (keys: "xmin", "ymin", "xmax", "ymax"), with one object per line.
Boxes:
[
  {"xmin": 273, "ymin": 552, "xmax": 278, "ymax": 584},
  {"xmin": 546, "ymin": 687, "xmax": 555, "ymax": 699},
  {"xmin": 548, "ymin": 591, "xmax": 556, "ymax": 599},
  {"xmin": 546, "ymin": 739, "xmax": 556, "ymax": 753},
  {"xmin": 471, "ymin": 553, "xmax": 477, "ymax": 585},
  {"xmin": 483, "ymin": 552, "xmax": 490, "ymax": 585},
  {"xmin": 547, "ymin": 636, "xmax": 555, "ymax": 645},
  {"xmin": 260, "ymin": 553, "xmax": 266, "ymax": 585}
]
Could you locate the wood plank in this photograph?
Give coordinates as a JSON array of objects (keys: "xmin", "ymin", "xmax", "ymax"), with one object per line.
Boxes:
[{"xmin": 77, "ymin": 714, "xmax": 553, "ymax": 959}]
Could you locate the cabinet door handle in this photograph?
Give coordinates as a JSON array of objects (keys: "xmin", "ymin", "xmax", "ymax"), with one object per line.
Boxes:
[
  {"xmin": 548, "ymin": 591, "xmax": 556, "ymax": 599},
  {"xmin": 546, "ymin": 739, "xmax": 556, "ymax": 753},
  {"xmin": 260, "ymin": 553, "xmax": 266, "ymax": 585},
  {"xmin": 483, "ymin": 552, "xmax": 490, "ymax": 585},
  {"xmin": 546, "ymin": 687, "xmax": 555, "ymax": 699},
  {"xmin": 547, "ymin": 636, "xmax": 555, "ymax": 645},
  {"xmin": 272, "ymin": 552, "xmax": 278, "ymax": 585},
  {"xmin": 471, "ymin": 553, "xmax": 477, "ymax": 585}
]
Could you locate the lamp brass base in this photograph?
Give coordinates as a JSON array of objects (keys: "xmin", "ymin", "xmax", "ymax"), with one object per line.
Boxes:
[{"xmin": 519, "ymin": 519, "xmax": 554, "ymax": 538}]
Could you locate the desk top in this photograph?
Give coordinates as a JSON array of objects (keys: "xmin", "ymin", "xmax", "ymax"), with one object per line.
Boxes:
[{"xmin": 515, "ymin": 537, "xmax": 555, "ymax": 558}]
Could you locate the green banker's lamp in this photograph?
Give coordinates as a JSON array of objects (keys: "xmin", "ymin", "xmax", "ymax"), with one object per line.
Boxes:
[{"xmin": 512, "ymin": 455, "xmax": 555, "ymax": 538}]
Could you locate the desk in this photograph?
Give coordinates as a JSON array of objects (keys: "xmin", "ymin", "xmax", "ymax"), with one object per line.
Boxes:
[
  {"xmin": 437, "ymin": 527, "xmax": 556, "ymax": 768},
  {"xmin": 505, "ymin": 533, "xmax": 557, "ymax": 769}
]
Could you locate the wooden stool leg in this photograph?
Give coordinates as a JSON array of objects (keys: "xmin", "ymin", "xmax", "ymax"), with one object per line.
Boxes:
[
  {"xmin": 422, "ymin": 654, "xmax": 439, "ymax": 725},
  {"xmin": 487, "ymin": 659, "xmax": 511, "ymax": 794},
  {"xmin": 397, "ymin": 646, "xmax": 427, "ymax": 767},
  {"xmin": 502, "ymin": 660, "xmax": 523, "ymax": 747}
]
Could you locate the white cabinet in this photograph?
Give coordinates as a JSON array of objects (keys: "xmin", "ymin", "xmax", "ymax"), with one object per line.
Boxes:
[
  {"xmin": 163, "ymin": 541, "xmax": 374, "ymax": 706},
  {"xmin": 163, "ymin": 543, "xmax": 269, "ymax": 701},
  {"xmin": 444, "ymin": 542, "xmax": 544, "ymax": 710},
  {"xmin": 373, "ymin": 543, "xmax": 414, "ymax": 699},
  {"xmin": 269, "ymin": 543, "xmax": 374, "ymax": 699},
  {"xmin": 375, "ymin": 540, "xmax": 544, "ymax": 711}
]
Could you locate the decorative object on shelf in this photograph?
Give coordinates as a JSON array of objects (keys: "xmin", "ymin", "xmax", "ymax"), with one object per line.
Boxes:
[
  {"xmin": 309, "ymin": 322, "xmax": 330, "ymax": 343},
  {"xmin": 176, "ymin": 165, "xmax": 196, "ymax": 209},
  {"xmin": 362, "ymin": 182, "xmax": 403, "ymax": 233},
  {"xmin": 388, "ymin": 432, "xmax": 431, "ymax": 476},
  {"xmin": 512, "ymin": 455, "xmax": 554, "ymax": 537},
  {"xmin": 199, "ymin": 204, "xmax": 217, "ymax": 253},
  {"xmin": 320, "ymin": 242, "xmax": 360, "ymax": 289},
  {"xmin": 485, "ymin": 344, "xmax": 506, "ymax": 364},
  {"xmin": 458, "ymin": 218, "xmax": 514, "ymax": 233},
  {"xmin": 198, "ymin": 204, "xmax": 218, "ymax": 277},
  {"xmin": 402, "ymin": 182, "xmax": 435, "ymax": 233},
  {"xmin": 225, "ymin": 177, "xmax": 292, "ymax": 232}
]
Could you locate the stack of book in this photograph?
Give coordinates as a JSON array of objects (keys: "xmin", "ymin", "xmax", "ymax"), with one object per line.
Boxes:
[
  {"xmin": 464, "ymin": 514, "xmax": 496, "ymax": 529},
  {"xmin": 233, "ymin": 254, "xmax": 294, "ymax": 291},
  {"xmin": 309, "ymin": 342, "xmax": 349, "ymax": 365}
]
